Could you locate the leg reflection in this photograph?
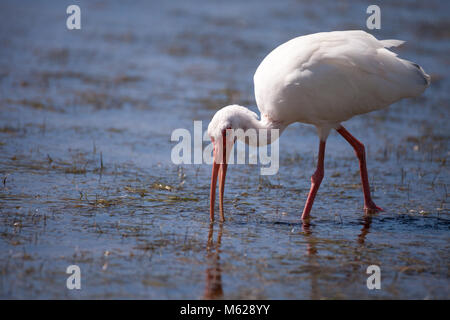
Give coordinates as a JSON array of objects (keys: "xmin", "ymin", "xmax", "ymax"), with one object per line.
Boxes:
[
  {"xmin": 302, "ymin": 221, "xmax": 320, "ymax": 299},
  {"xmin": 357, "ymin": 214, "xmax": 372, "ymax": 245},
  {"xmin": 302, "ymin": 221, "xmax": 317, "ymax": 255},
  {"xmin": 203, "ymin": 223, "xmax": 224, "ymax": 299}
]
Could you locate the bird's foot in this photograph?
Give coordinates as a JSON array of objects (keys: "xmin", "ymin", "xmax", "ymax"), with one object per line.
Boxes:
[{"xmin": 364, "ymin": 201, "xmax": 383, "ymax": 214}]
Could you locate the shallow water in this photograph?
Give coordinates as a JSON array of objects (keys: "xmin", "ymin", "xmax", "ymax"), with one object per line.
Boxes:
[{"xmin": 0, "ymin": 0, "xmax": 449, "ymax": 299}]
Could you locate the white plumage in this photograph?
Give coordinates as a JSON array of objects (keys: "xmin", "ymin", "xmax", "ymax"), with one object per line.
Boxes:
[
  {"xmin": 208, "ymin": 30, "xmax": 430, "ymax": 222},
  {"xmin": 254, "ymin": 30, "xmax": 429, "ymax": 139}
]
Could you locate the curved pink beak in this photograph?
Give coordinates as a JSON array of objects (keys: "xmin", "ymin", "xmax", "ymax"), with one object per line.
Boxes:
[{"xmin": 210, "ymin": 131, "xmax": 228, "ymax": 222}]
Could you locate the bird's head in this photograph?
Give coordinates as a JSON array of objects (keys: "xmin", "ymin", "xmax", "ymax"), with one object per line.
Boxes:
[
  {"xmin": 207, "ymin": 104, "xmax": 259, "ymax": 143},
  {"xmin": 207, "ymin": 104, "xmax": 259, "ymax": 221}
]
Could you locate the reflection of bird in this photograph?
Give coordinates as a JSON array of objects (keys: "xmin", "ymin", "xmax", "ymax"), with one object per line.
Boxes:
[
  {"xmin": 302, "ymin": 222, "xmax": 320, "ymax": 299},
  {"xmin": 208, "ymin": 30, "xmax": 430, "ymax": 221},
  {"xmin": 357, "ymin": 215, "xmax": 373, "ymax": 245},
  {"xmin": 302, "ymin": 222, "xmax": 318, "ymax": 256},
  {"xmin": 203, "ymin": 223, "xmax": 223, "ymax": 299}
]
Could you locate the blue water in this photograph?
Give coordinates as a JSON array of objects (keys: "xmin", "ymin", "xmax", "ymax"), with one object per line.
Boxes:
[{"xmin": 0, "ymin": 0, "xmax": 448, "ymax": 299}]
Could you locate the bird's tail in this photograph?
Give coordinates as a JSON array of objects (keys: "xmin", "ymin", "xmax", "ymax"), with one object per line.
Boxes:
[
  {"xmin": 380, "ymin": 38, "xmax": 430, "ymax": 93},
  {"xmin": 380, "ymin": 39, "xmax": 405, "ymax": 48}
]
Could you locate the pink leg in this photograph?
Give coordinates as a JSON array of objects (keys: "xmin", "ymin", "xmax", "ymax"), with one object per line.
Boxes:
[
  {"xmin": 301, "ymin": 140, "xmax": 326, "ymax": 220},
  {"xmin": 336, "ymin": 126, "xmax": 383, "ymax": 213}
]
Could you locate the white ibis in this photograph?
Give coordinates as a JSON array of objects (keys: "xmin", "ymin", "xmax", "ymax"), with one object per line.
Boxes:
[{"xmin": 208, "ymin": 30, "xmax": 430, "ymax": 222}]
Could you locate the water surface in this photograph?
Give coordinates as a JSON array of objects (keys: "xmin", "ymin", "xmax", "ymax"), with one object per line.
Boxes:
[{"xmin": 0, "ymin": 0, "xmax": 449, "ymax": 299}]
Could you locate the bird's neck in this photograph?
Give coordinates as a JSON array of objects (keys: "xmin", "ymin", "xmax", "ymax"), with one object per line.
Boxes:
[
  {"xmin": 242, "ymin": 112, "xmax": 287, "ymax": 146},
  {"xmin": 260, "ymin": 113, "xmax": 287, "ymax": 132}
]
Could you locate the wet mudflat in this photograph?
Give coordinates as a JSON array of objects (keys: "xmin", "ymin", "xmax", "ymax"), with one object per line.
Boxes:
[{"xmin": 0, "ymin": 0, "xmax": 448, "ymax": 299}]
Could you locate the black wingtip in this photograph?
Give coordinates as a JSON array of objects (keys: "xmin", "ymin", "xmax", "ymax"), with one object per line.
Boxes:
[{"xmin": 411, "ymin": 62, "xmax": 430, "ymax": 86}]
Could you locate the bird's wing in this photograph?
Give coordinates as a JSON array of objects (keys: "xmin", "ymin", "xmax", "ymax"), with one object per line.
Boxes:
[{"xmin": 254, "ymin": 30, "xmax": 429, "ymax": 125}]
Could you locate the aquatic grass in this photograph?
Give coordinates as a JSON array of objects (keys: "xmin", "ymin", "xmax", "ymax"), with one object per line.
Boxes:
[{"xmin": 6, "ymin": 98, "xmax": 63, "ymax": 113}]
